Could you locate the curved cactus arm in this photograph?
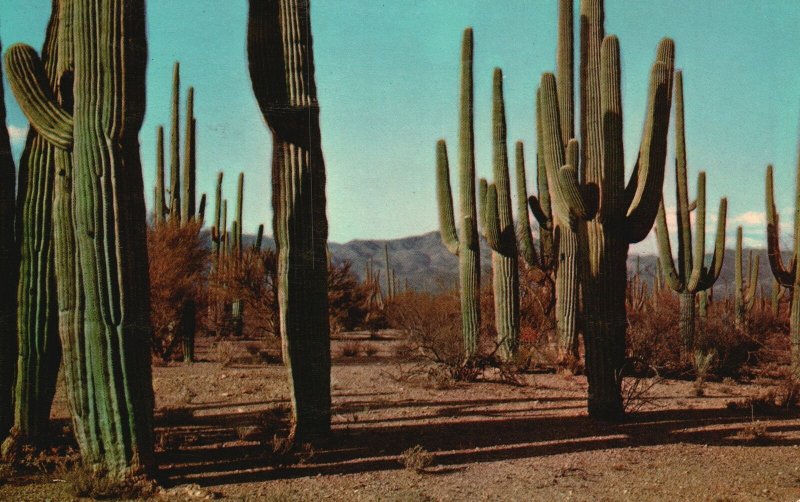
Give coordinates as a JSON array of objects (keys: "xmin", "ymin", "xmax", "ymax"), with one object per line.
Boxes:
[
  {"xmin": 435, "ymin": 140, "xmax": 459, "ymax": 255},
  {"xmin": 623, "ymin": 40, "xmax": 675, "ymax": 243},
  {"xmin": 484, "ymin": 183, "xmax": 501, "ymax": 251},
  {"xmin": 557, "ymin": 164, "xmax": 592, "ymax": 224},
  {"xmin": 528, "ymin": 195, "xmax": 551, "ymax": 229},
  {"xmin": 515, "ymin": 141, "xmax": 538, "ymax": 267},
  {"xmin": 697, "ymin": 196, "xmax": 727, "ymax": 291},
  {"xmin": 655, "ymin": 198, "xmax": 684, "ymax": 291},
  {"xmin": 688, "ymin": 199, "xmax": 697, "ymax": 212},
  {"xmin": 766, "ymin": 164, "xmax": 795, "ymax": 286},
  {"xmin": 4, "ymin": 44, "xmax": 73, "ymax": 150}
]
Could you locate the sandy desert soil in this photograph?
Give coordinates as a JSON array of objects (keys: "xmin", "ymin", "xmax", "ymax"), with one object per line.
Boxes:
[{"xmin": 2, "ymin": 333, "xmax": 800, "ymax": 501}]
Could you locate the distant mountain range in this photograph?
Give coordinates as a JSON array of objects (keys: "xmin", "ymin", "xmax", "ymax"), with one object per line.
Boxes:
[{"xmin": 234, "ymin": 230, "xmax": 778, "ymax": 296}]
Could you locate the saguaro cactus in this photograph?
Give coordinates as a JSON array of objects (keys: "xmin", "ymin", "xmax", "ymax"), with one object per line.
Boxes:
[
  {"xmin": 540, "ymin": 0, "xmax": 675, "ymax": 419},
  {"xmin": 655, "ymin": 71, "xmax": 727, "ymax": 351},
  {"xmin": 169, "ymin": 62, "xmax": 181, "ymax": 223},
  {"xmin": 9, "ymin": 2, "xmax": 62, "ymax": 447},
  {"xmin": 435, "ymin": 28, "xmax": 481, "ymax": 358},
  {"xmin": 734, "ymin": 226, "xmax": 759, "ymax": 326},
  {"xmin": 480, "ymin": 69, "xmax": 520, "ymax": 359},
  {"xmin": 0, "ymin": 36, "xmax": 18, "ymax": 442},
  {"xmin": 248, "ymin": 0, "xmax": 331, "ymax": 440},
  {"xmin": 6, "ymin": 0, "xmax": 155, "ymax": 476},
  {"xmin": 181, "ymin": 86, "xmax": 196, "ymax": 224},
  {"xmin": 154, "ymin": 126, "xmax": 166, "ymax": 223},
  {"xmin": 766, "ymin": 160, "xmax": 800, "ymax": 377}
]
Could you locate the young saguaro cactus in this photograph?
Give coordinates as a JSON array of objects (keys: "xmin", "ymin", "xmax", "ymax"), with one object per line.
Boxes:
[
  {"xmin": 435, "ymin": 28, "xmax": 481, "ymax": 358},
  {"xmin": 766, "ymin": 158, "xmax": 800, "ymax": 377},
  {"xmin": 8, "ymin": 2, "xmax": 62, "ymax": 448},
  {"xmin": 6, "ymin": 0, "xmax": 155, "ymax": 477},
  {"xmin": 248, "ymin": 0, "xmax": 331, "ymax": 441},
  {"xmin": 480, "ymin": 68, "xmax": 520, "ymax": 359},
  {"xmin": 0, "ymin": 36, "xmax": 18, "ymax": 443},
  {"xmin": 655, "ymin": 71, "xmax": 727, "ymax": 351},
  {"xmin": 734, "ymin": 226, "xmax": 759, "ymax": 326},
  {"xmin": 540, "ymin": 0, "xmax": 675, "ymax": 419}
]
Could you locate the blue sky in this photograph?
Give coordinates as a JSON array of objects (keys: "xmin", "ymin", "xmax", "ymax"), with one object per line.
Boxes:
[{"xmin": 2, "ymin": 1, "xmax": 799, "ymax": 253}]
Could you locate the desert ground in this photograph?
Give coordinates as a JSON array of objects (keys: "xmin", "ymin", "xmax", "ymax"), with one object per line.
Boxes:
[{"xmin": 2, "ymin": 332, "xmax": 800, "ymax": 502}]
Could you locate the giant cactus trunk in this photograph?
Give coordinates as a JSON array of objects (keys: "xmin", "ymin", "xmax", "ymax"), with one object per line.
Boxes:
[
  {"xmin": 6, "ymin": 0, "xmax": 154, "ymax": 477},
  {"xmin": 0, "ymin": 37, "xmax": 18, "ymax": 442},
  {"xmin": 435, "ymin": 29, "xmax": 481, "ymax": 358},
  {"xmin": 541, "ymin": 0, "xmax": 674, "ymax": 419},
  {"xmin": 248, "ymin": 0, "xmax": 331, "ymax": 440},
  {"xmin": 10, "ymin": 1, "xmax": 61, "ymax": 445}
]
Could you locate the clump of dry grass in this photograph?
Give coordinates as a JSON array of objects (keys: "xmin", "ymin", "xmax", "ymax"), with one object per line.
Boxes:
[
  {"xmin": 56, "ymin": 464, "xmax": 157, "ymax": 500},
  {"xmin": 400, "ymin": 445, "xmax": 433, "ymax": 473}
]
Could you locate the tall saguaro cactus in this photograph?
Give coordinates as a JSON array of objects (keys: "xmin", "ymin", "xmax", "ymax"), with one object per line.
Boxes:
[
  {"xmin": 8, "ymin": 1, "xmax": 62, "ymax": 447},
  {"xmin": 154, "ymin": 126, "xmax": 166, "ymax": 223},
  {"xmin": 766, "ymin": 160, "xmax": 800, "ymax": 377},
  {"xmin": 655, "ymin": 71, "xmax": 727, "ymax": 351},
  {"xmin": 169, "ymin": 62, "xmax": 181, "ymax": 223},
  {"xmin": 6, "ymin": 0, "xmax": 155, "ymax": 476},
  {"xmin": 540, "ymin": 0, "xmax": 675, "ymax": 419},
  {"xmin": 435, "ymin": 28, "xmax": 481, "ymax": 358},
  {"xmin": 734, "ymin": 226, "xmax": 759, "ymax": 326},
  {"xmin": 0, "ymin": 36, "xmax": 18, "ymax": 443},
  {"xmin": 480, "ymin": 69, "xmax": 520, "ymax": 359},
  {"xmin": 248, "ymin": 0, "xmax": 331, "ymax": 440},
  {"xmin": 181, "ymin": 86, "xmax": 196, "ymax": 224}
]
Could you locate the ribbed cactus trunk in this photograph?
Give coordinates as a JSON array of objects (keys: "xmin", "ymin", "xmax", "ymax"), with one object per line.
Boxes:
[
  {"xmin": 435, "ymin": 29, "xmax": 481, "ymax": 358},
  {"xmin": 6, "ymin": 0, "xmax": 155, "ymax": 477},
  {"xmin": 482, "ymin": 69, "xmax": 519, "ymax": 359},
  {"xmin": 679, "ymin": 292, "xmax": 695, "ymax": 346},
  {"xmin": 10, "ymin": 2, "xmax": 61, "ymax": 446},
  {"xmin": 169, "ymin": 62, "xmax": 181, "ymax": 223},
  {"xmin": 248, "ymin": 0, "xmax": 331, "ymax": 440},
  {"xmin": 0, "ymin": 36, "xmax": 18, "ymax": 442}
]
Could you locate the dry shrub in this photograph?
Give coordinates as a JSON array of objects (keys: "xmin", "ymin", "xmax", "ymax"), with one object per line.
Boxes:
[
  {"xmin": 328, "ymin": 259, "xmax": 370, "ymax": 334},
  {"xmin": 57, "ymin": 464, "xmax": 157, "ymax": 500},
  {"xmin": 214, "ymin": 341, "xmax": 239, "ymax": 367},
  {"xmin": 385, "ymin": 291, "xmax": 464, "ymax": 373},
  {"xmin": 400, "ymin": 445, "xmax": 433, "ymax": 473},
  {"xmin": 207, "ymin": 249, "xmax": 278, "ymax": 339},
  {"xmin": 148, "ymin": 221, "xmax": 208, "ymax": 360},
  {"xmin": 627, "ymin": 289, "xmax": 684, "ymax": 376},
  {"xmin": 339, "ymin": 342, "xmax": 363, "ymax": 358}
]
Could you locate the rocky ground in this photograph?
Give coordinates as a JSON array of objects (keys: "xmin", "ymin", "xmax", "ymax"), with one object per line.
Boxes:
[{"xmin": 2, "ymin": 333, "xmax": 800, "ymax": 501}]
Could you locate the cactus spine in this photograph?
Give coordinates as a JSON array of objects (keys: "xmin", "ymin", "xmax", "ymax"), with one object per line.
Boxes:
[
  {"xmin": 0, "ymin": 35, "xmax": 18, "ymax": 442},
  {"xmin": 766, "ymin": 158, "xmax": 800, "ymax": 377},
  {"xmin": 6, "ymin": 0, "xmax": 155, "ymax": 476},
  {"xmin": 7, "ymin": 3, "xmax": 62, "ymax": 447},
  {"xmin": 480, "ymin": 69, "xmax": 520, "ymax": 359},
  {"xmin": 655, "ymin": 71, "xmax": 727, "ymax": 352},
  {"xmin": 248, "ymin": 0, "xmax": 331, "ymax": 440},
  {"xmin": 435, "ymin": 28, "xmax": 481, "ymax": 358},
  {"xmin": 734, "ymin": 226, "xmax": 759, "ymax": 326},
  {"xmin": 540, "ymin": 0, "xmax": 675, "ymax": 419}
]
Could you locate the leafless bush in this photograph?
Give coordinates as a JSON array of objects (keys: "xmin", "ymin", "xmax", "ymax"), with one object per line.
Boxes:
[{"xmin": 400, "ymin": 445, "xmax": 433, "ymax": 473}]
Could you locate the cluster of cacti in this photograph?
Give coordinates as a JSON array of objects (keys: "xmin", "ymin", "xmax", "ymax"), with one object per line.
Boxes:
[
  {"xmin": 655, "ymin": 70, "xmax": 727, "ymax": 353},
  {"xmin": 478, "ymin": 69, "xmax": 520, "ymax": 360},
  {"xmin": 766, "ymin": 156, "xmax": 800, "ymax": 377},
  {"xmin": 248, "ymin": 0, "xmax": 331, "ymax": 440},
  {"xmin": 435, "ymin": 28, "xmax": 481, "ymax": 359},
  {"xmin": 537, "ymin": 0, "xmax": 675, "ymax": 419},
  {"xmin": 6, "ymin": 0, "xmax": 154, "ymax": 477},
  {"xmin": 363, "ymin": 257, "xmax": 385, "ymax": 312},
  {"xmin": 734, "ymin": 226, "xmax": 760, "ymax": 326}
]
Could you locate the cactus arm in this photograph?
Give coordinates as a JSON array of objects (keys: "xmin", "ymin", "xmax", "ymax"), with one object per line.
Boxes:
[
  {"xmin": 528, "ymin": 196, "xmax": 551, "ymax": 229},
  {"xmin": 697, "ymin": 196, "xmax": 727, "ymax": 291},
  {"xmin": 598, "ymin": 36, "xmax": 625, "ymax": 221},
  {"xmin": 4, "ymin": 44, "xmax": 72, "ymax": 150},
  {"xmin": 435, "ymin": 140, "xmax": 459, "ymax": 256},
  {"xmin": 557, "ymin": 164, "xmax": 592, "ymax": 224},
  {"xmin": 197, "ymin": 193, "xmax": 206, "ymax": 225},
  {"xmin": 534, "ymin": 87, "xmax": 554, "ymax": 266},
  {"xmin": 484, "ymin": 183, "xmax": 501, "ymax": 251},
  {"xmin": 478, "ymin": 177, "xmax": 488, "ymax": 233},
  {"xmin": 623, "ymin": 41, "xmax": 675, "ymax": 243},
  {"xmin": 686, "ymin": 172, "xmax": 707, "ymax": 292},
  {"xmin": 766, "ymin": 164, "xmax": 795, "ymax": 286},
  {"xmin": 515, "ymin": 142, "xmax": 538, "ymax": 267},
  {"xmin": 539, "ymin": 73, "xmax": 572, "ymax": 227},
  {"xmin": 556, "ymin": 0, "xmax": 574, "ymax": 145},
  {"xmin": 655, "ymin": 198, "xmax": 683, "ymax": 291}
]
